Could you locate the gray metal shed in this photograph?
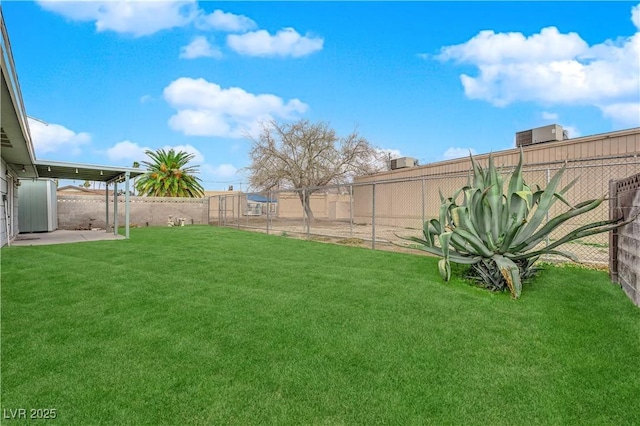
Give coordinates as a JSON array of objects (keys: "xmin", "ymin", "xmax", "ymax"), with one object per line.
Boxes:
[{"xmin": 18, "ymin": 178, "xmax": 57, "ymax": 232}]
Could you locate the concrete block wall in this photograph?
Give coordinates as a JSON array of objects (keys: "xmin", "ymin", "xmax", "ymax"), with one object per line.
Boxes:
[
  {"xmin": 57, "ymin": 195, "xmax": 209, "ymax": 230},
  {"xmin": 610, "ymin": 174, "xmax": 640, "ymax": 306}
]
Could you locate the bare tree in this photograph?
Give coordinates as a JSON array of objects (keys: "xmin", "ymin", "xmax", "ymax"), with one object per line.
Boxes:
[{"xmin": 246, "ymin": 119, "xmax": 384, "ymax": 221}]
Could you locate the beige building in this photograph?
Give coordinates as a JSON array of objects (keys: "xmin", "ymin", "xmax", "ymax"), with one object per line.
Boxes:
[
  {"xmin": 208, "ymin": 189, "xmax": 351, "ymax": 222},
  {"xmin": 277, "ymin": 191, "xmax": 351, "ymax": 221},
  {"xmin": 58, "ymin": 185, "xmax": 113, "ymax": 196},
  {"xmin": 352, "ymin": 127, "xmax": 640, "ymax": 228}
]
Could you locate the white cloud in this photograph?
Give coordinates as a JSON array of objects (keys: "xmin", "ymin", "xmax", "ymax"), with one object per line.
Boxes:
[
  {"xmin": 161, "ymin": 144, "xmax": 205, "ymax": 164},
  {"xmin": 204, "ymin": 164, "xmax": 238, "ymax": 179},
  {"xmin": 368, "ymin": 148, "xmax": 403, "ymax": 171},
  {"xmin": 376, "ymin": 148, "xmax": 402, "ymax": 159},
  {"xmin": 195, "ymin": 9, "xmax": 256, "ymax": 32},
  {"xmin": 106, "ymin": 141, "xmax": 205, "ymax": 167},
  {"xmin": 227, "ymin": 27, "xmax": 323, "ymax": 57},
  {"xmin": 600, "ymin": 103, "xmax": 640, "ymax": 127},
  {"xmin": 437, "ymin": 5, "xmax": 640, "ymax": 127},
  {"xmin": 375, "ymin": 148, "xmax": 403, "ymax": 166},
  {"xmin": 28, "ymin": 118, "xmax": 90, "ymax": 156},
  {"xmin": 180, "ymin": 36, "xmax": 222, "ymax": 59},
  {"xmin": 440, "ymin": 30, "xmax": 639, "ymax": 106},
  {"xmin": 37, "ymin": 0, "xmax": 197, "ymax": 37},
  {"xmin": 442, "ymin": 147, "xmax": 477, "ymax": 160},
  {"xmin": 106, "ymin": 140, "xmax": 150, "ymax": 163},
  {"xmin": 633, "ymin": 4, "xmax": 640, "ymax": 30},
  {"xmin": 562, "ymin": 125, "xmax": 581, "ymax": 139},
  {"xmin": 541, "ymin": 111, "xmax": 559, "ymax": 120},
  {"xmin": 163, "ymin": 77, "xmax": 308, "ymax": 138},
  {"xmin": 438, "ymin": 27, "xmax": 588, "ymax": 65}
]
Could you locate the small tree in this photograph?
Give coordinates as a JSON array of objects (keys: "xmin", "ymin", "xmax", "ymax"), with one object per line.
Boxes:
[
  {"xmin": 246, "ymin": 119, "xmax": 383, "ymax": 221},
  {"xmin": 136, "ymin": 149, "xmax": 204, "ymax": 197}
]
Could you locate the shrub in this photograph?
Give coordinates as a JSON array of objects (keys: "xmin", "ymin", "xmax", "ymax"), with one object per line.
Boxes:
[{"xmin": 401, "ymin": 151, "xmax": 636, "ymax": 298}]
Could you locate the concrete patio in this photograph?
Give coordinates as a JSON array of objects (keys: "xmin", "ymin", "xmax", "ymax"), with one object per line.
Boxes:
[{"xmin": 10, "ymin": 230, "xmax": 125, "ymax": 246}]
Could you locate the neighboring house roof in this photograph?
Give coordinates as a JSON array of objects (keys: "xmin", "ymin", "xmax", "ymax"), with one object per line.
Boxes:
[
  {"xmin": 57, "ymin": 185, "xmax": 114, "ymax": 196},
  {"xmin": 247, "ymin": 194, "xmax": 277, "ymax": 203},
  {"xmin": 204, "ymin": 190, "xmax": 242, "ymax": 197}
]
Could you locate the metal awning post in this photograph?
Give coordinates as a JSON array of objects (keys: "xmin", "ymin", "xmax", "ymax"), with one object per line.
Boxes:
[
  {"xmin": 125, "ymin": 172, "xmax": 130, "ymax": 239},
  {"xmin": 113, "ymin": 180, "xmax": 118, "ymax": 236},
  {"xmin": 105, "ymin": 182, "xmax": 109, "ymax": 234}
]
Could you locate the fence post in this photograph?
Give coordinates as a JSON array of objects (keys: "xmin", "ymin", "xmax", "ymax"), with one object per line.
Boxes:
[
  {"xmin": 609, "ymin": 179, "xmax": 619, "ymax": 283},
  {"xmin": 372, "ymin": 183, "xmax": 376, "ymax": 250},
  {"xmin": 300, "ymin": 190, "xmax": 305, "ymax": 238},
  {"xmin": 266, "ymin": 191, "xmax": 271, "ymax": 235},
  {"xmin": 349, "ymin": 184, "xmax": 353, "ymax": 238},
  {"xmin": 218, "ymin": 196, "xmax": 221, "ymax": 226},
  {"xmin": 421, "ymin": 178, "xmax": 425, "ymax": 226},
  {"xmin": 306, "ymin": 190, "xmax": 310, "ymax": 240},
  {"xmin": 545, "ymin": 168, "xmax": 550, "ymax": 247},
  {"xmin": 245, "ymin": 192, "xmax": 249, "ymax": 228}
]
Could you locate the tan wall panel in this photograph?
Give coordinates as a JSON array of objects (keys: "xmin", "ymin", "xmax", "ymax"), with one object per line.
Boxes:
[{"xmin": 356, "ymin": 128, "xmax": 640, "ymax": 186}]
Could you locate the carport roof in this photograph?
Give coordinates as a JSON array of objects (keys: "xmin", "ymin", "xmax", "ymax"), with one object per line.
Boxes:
[
  {"xmin": 247, "ymin": 194, "xmax": 278, "ymax": 203},
  {"xmin": 34, "ymin": 159, "xmax": 145, "ymax": 183}
]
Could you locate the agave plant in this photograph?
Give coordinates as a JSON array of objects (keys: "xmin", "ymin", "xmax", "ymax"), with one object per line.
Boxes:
[{"xmin": 401, "ymin": 150, "xmax": 635, "ymax": 298}]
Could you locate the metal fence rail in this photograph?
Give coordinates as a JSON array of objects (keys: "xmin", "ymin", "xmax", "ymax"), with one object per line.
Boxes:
[{"xmin": 209, "ymin": 155, "xmax": 640, "ymax": 265}]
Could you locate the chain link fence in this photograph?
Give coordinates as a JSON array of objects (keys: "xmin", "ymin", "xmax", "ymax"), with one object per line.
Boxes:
[{"xmin": 209, "ymin": 155, "xmax": 640, "ymax": 266}]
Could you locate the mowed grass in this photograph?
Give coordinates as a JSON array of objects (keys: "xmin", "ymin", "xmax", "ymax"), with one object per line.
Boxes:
[{"xmin": 1, "ymin": 226, "xmax": 639, "ymax": 425}]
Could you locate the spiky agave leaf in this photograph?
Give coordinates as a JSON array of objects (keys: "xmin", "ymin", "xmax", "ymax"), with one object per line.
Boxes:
[{"xmin": 401, "ymin": 148, "xmax": 636, "ymax": 299}]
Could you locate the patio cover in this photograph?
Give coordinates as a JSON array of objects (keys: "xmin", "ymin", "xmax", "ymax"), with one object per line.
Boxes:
[
  {"xmin": 247, "ymin": 194, "xmax": 277, "ymax": 203},
  {"xmin": 35, "ymin": 159, "xmax": 144, "ymax": 183},
  {"xmin": 33, "ymin": 159, "xmax": 145, "ymax": 239}
]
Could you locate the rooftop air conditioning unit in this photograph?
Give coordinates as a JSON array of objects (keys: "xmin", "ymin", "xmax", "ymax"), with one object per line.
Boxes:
[
  {"xmin": 390, "ymin": 157, "xmax": 417, "ymax": 170},
  {"xmin": 516, "ymin": 124, "xmax": 564, "ymax": 147}
]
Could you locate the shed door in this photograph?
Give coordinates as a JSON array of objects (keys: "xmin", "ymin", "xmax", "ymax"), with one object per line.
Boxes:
[{"xmin": 18, "ymin": 181, "xmax": 49, "ymax": 233}]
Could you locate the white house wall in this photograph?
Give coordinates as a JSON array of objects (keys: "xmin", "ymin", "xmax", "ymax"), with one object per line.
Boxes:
[
  {"xmin": 0, "ymin": 158, "xmax": 7, "ymax": 246},
  {"xmin": 0, "ymin": 158, "xmax": 20, "ymax": 246}
]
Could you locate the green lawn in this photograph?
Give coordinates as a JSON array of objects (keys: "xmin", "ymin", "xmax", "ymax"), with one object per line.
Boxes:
[{"xmin": 2, "ymin": 226, "xmax": 639, "ymax": 425}]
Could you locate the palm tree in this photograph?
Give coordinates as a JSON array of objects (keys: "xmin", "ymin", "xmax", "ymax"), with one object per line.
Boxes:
[{"xmin": 136, "ymin": 149, "xmax": 205, "ymax": 197}]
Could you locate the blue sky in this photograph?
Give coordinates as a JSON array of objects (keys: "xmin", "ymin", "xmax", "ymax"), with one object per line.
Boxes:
[{"xmin": 3, "ymin": 1, "xmax": 640, "ymax": 190}]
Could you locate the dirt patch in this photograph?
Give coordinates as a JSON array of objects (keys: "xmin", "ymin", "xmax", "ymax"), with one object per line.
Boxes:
[
  {"xmin": 214, "ymin": 218, "xmax": 609, "ymax": 267},
  {"xmin": 336, "ymin": 237, "xmax": 365, "ymax": 246}
]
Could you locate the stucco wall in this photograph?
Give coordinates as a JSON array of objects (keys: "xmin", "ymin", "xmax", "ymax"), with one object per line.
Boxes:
[
  {"xmin": 57, "ymin": 195, "xmax": 209, "ymax": 230},
  {"xmin": 610, "ymin": 174, "xmax": 640, "ymax": 306},
  {"xmin": 209, "ymin": 191, "xmax": 351, "ymax": 222},
  {"xmin": 278, "ymin": 192, "xmax": 350, "ymax": 220}
]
